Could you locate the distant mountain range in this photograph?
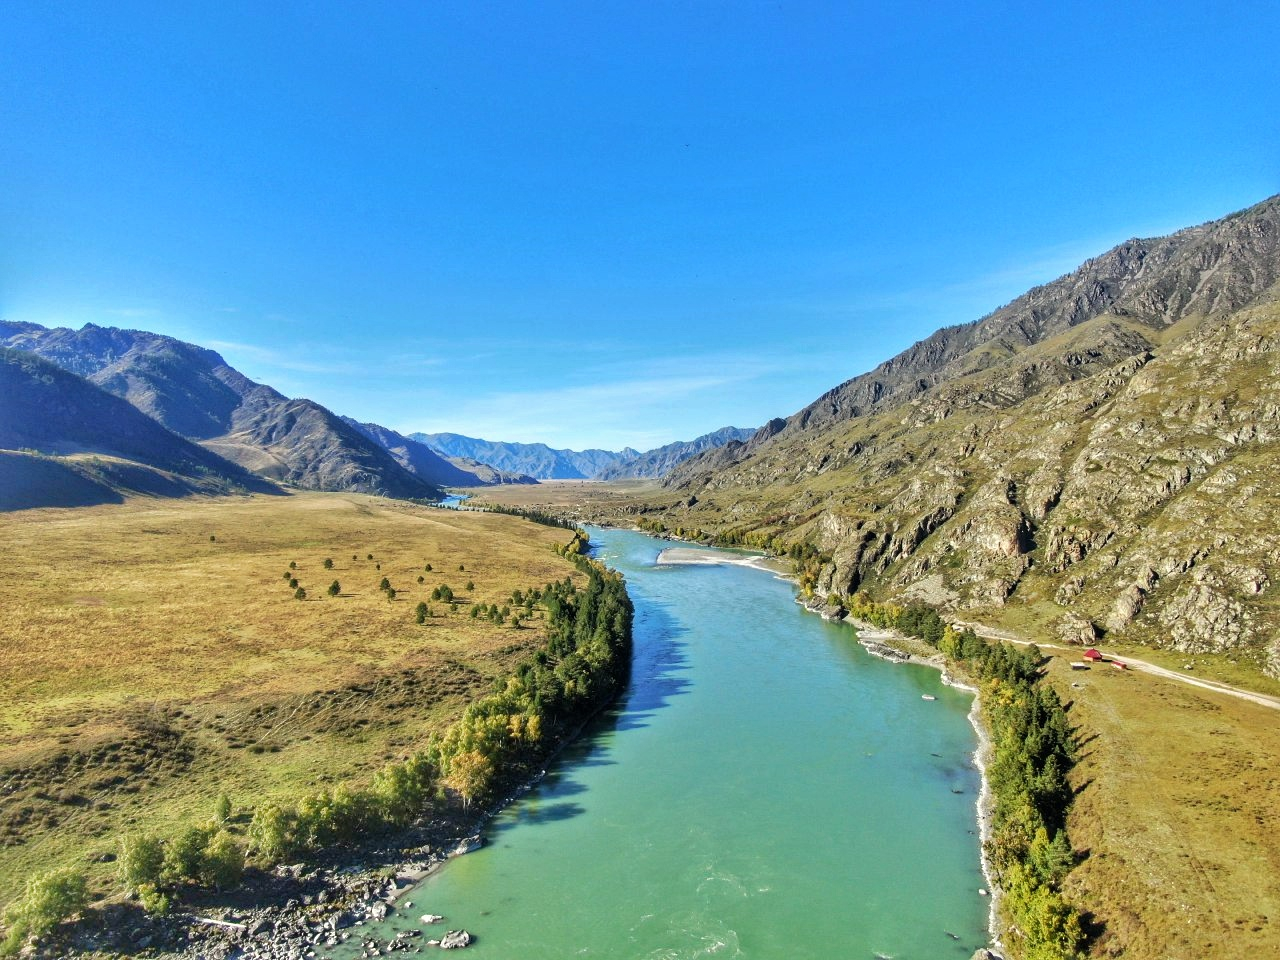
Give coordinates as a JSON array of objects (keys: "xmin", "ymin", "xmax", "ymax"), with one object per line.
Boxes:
[
  {"xmin": 660, "ymin": 193, "xmax": 1280, "ymax": 675},
  {"xmin": 412, "ymin": 428, "xmax": 755, "ymax": 480}
]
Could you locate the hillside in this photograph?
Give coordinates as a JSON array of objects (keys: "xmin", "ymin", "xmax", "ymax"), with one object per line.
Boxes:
[
  {"xmin": 342, "ymin": 418, "xmax": 537, "ymax": 487},
  {"xmin": 662, "ymin": 195, "xmax": 1280, "ymax": 677},
  {"xmin": 596, "ymin": 426, "xmax": 756, "ymax": 480},
  {"xmin": 414, "ymin": 432, "xmax": 639, "ymax": 479},
  {"xmin": 0, "ymin": 323, "xmax": 442, "ymax": 501},
  {"xmin": 414, "ymin": 426, "xmax": 754, "ymax": 481},
  {"xmin": 0, "ymin": 348, "xmax": 278, "ymax": 508}
]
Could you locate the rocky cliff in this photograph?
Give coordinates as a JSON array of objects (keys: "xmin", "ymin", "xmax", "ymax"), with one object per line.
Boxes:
[{"xmin": 662, "ymin": 195, "xmax": 1280, "ymax": 676}]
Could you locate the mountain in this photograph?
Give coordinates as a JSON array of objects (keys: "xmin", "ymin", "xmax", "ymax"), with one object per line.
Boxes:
[
  {"xmin": 661, "ymin": 195, "xmax": 1280, "ymax": 677},
  {"xmin": 596, "ymin": 426, "xmax": 756, "ymax": 480},
  {"xmin": 0, "ymin": 347, "xmax": 279, "ymax": 509},
  {"xmin": 412, "ymin": 428, "xmax": 755, "ymax": 481},
  {"xmin": 341, "ymin": 418, "xmax": 537, "ymax": 487},
  {"xmin": 0, "ymin": 322, "xmax": 442, "ymax": 501},
  {"xmin": 412, "ymin": 433, "xmax": 641, "ymax": 480}
]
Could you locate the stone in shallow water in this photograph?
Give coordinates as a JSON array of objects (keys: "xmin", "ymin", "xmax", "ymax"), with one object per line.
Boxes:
[{"xmin": 439, "ymin": 928, "xmax": 473, "ymax": 949}]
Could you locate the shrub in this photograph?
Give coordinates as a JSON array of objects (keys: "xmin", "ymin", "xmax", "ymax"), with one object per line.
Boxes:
[
  {"xmin": 323, "ymin": 558, "xmax": 334, "ymax": 569},
  {"xmin": 289, "ymin": 561, "xmax": 297, "ymax": 570},
  {"xmin": 379, "ymin": 577, "xmax": 391, "ymax": 592},
  {"xmin": 465, "ymin": 580, "xmax": 475, "ymax": 592},
  {"xmin": 248, "ymin": 804, "xmax": 299, "ymax": 864},
  {"xmin": 289, "ymin": 577, "xmax": 299, "ymax": 589},
  {"xmin": 118, "ymin": 833, "xmax": 164, "ymax": 892},
  {"xmin": 386, "ymin": 587, "xmax": 397, "ymax": 601},
  {"xmin": 199, "ymin": 830, "xmax": 244, "ymax": 890},
  {"xmin": 424, "ymin": 563, "xmax": 433, "ymax": 572},
  {"xmin": 162, "ymin": 823, "xmax": 212, "ymax": 886},
  {"xmin": 294, "ymin": 586, "xmax": 306, "ymax": 600},
  {"xmin": 213, "ymin": 792, "xmax": 232, "ymax": 823},
  {"xmin": 0, "ymin": 867, "xmax": 88, "ymax": 954},
  {"xmin": 415, "ymin": 602, "xmax": 429, "ymax": 624},
  {"xmin": 137, "ymin": 883, "xmax": 172, "ymax": 916},
  {"xmin": 328, "ymin": 580, "xmax": 341, "ymax": 597}
]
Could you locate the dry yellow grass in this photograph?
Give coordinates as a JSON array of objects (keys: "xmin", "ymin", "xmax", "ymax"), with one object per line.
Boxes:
[
  {"xmin": 1039, "ymin": 651, "xmax": 1280, "ymax": 959},
  {"xmin": 0, "ymin": 491, "xmax": 583, "ymax": 900}
]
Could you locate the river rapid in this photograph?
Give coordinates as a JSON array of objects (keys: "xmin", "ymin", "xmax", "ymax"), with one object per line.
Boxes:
[{"xmin": 338, "ymin": 528, "xmax": 988, "ymax": 959}]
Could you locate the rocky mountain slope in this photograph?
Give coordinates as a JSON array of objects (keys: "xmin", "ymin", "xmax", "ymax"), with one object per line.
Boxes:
[
  {"xmin": 412, "ymin": 432, "xmax": 640, "ymax": 480},
  {"xmin": 0, "ymin": 323, "xmax": 441, "ymax": 500},
  {"xmin": 414, "ymin": 427, "xmax": 754, "ymax": 480},
  {"xmin": 0, "ymin": 348, "xmax": 278, "ymax": 508},
  {"xmin": 341, "ymin": 418, "xmax": 537, "ymax": 487},
  {"xmin": 596, "ymin": 426, "xmax": 755, "ymax": 480},
  {"xmin": 662, "ymin": 195, "xmax": 1280, "ymax": 676}
]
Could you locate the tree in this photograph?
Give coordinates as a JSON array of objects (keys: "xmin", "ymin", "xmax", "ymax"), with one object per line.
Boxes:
[
  {"xmin": 379, "ymin": 577, "xmax": 391, "ymax": 592},
  {"xmin": 294, "ymin": 586, "xmax": 306, "ymax": 600},
  {"xmin": 367, "ymin": 553, "xmax": 374, "ymax": 560},
  {"xmin": 289, "ymin": 577, "xmax": 299, "ymax": 588},
  {"xmin": 458, "ymin": 563, "xmax": 465, "ymax": 571},
  {"xmin": 465, "ymin": 580, "xmax": 475, "ymax": 592},
  {"xmin": 117, "ymin": 833, "xmax": 164, "ymax": 892},
  {"xmin": 328, "ymin": 580, "xmax": 341, "ymax": 597},
  {"xmin": 425, "ymin": 563, "xmax": 433, "ymax": 572},
  {"xmin": 213, "ymin": 792, "xmax": 232, "ymax": 822},
  {"xmin": 445, "ymin": 750, "xmax": 493, "ymax": 810},
  {"xmin": 415, "ymin": 602, "xmax": 429, "ymax": 624},
  {"xmin": 289, "ymin": 561, "xmax": 297, "ymax": 570},
  {"xmin": 199, "ymin": 830, "xmax": 244, "ymax": 890},
  {"xmin": 323, "ymin": 558, "xmax": 334, "ymax": 569},
  {"xmin": 417, "ymin": 575, "xmax": 425, "ymax": 583},
  {"xmin": 0, "ymin": 867, "xmax": 88, "ymax": 954},
  {"xmin": 386, "ymin": 587, "xmax": 397, "ymax": 601},
  {"xmin": 248, "ymin": 804, "xmax": 298, "ymax": 863},
  {"xmin": 162, "ymin": 824, "xmax": 212, "ymax": 885}
]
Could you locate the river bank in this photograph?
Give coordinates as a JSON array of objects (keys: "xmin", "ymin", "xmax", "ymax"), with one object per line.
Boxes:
[{"xmin": 794, "ymin": 597, "xmax": 1005, "ymax": 959}]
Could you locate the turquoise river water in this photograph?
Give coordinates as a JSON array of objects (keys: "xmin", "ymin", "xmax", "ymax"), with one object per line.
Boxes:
[{"xmin": 338, "ymin": 528, "xmax": 988, "ymax": 959}]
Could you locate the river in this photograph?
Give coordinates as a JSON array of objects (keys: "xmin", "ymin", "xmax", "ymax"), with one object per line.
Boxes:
[{"xmin": 338, "ymin": 528, "xmax": 988, "ymax": 959}]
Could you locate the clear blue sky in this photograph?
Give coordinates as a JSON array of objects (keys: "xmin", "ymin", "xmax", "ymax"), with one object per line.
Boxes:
[{"xmin": 3, "ymin": 1, "xmax": 1277, "ymax": 451}]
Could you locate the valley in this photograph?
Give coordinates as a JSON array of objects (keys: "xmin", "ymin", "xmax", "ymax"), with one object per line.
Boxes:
[{"xmin": 0, "ymin": 492, "xmax": 586, "ymax": 905}]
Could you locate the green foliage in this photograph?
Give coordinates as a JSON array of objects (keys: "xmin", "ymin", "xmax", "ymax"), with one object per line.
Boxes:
[
  {"xmin": 424, "ymin": 563, "xmax": 432, "ymax": 571},
  {"xmin": 294, "ymin": 586, "xmax": 306, "ymax": 600},
  {"xmin": 289, "ymin": 577, "xmax": 299, "ymax": 588},
  {"xmin": 0, "ymin": 867, "xmax": 87, "ymax": 954},
  {"xmin": 323, "ymin": 557, "xmax": 334, "ymax": 569},
  {"xmin": 841, "ymin": 592, "xmax": 1084, "ymax": 958},
  {"xmin": 247, "ymin": 804, "xmax": 299, "ymax": 863},
  {"xmin": 289, "ymin": 561, "xmax": 297, "ymax": 570},
  {"xmin": 199, "ymin": 830, "xmax": 245, "ymax": 890},
  {"xmin": 213, "ymin": 791, "xmax": 232, "ymax": 823},
  {"xmin": 136, "ymin": 883, "xmax": 172, "ymax": 916},
  {"xmin": 118, "ymin": 833, "xmax": 165, "ymax": 892},
  {"xmin": 379, "ymin": 577, "xmax": 391, "ymax": 591},
  {"xmin": 465, "ymin": 580, "xmax": 475, "ymax": 591},
  {"xmin": 470, "ymin": 605, "xmax": 480, "ymax": 619},
  {"xmin": 162, "ymin": 823, "xmax": 213, "ymax": 885},
  {"xmin": 328, "ymin": 579, "xmax": 341, "ymax": 597},
  {"xmin": 415, "ymin": 601, "xmax": 429, "ymax": 624}
]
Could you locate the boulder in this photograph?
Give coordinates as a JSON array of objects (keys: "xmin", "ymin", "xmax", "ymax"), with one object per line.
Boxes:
[{"xmin": 439, "ymin": 929, "xmax": 473, "ymax": 949}]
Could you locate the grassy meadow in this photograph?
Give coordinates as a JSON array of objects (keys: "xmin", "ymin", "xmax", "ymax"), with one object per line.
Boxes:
[
  {"xmin": 0, "ymin": 491, "xmax": 584, "ymax": 903},
  {"xmin": 1040, "ymin": 649, "xmax": 1280, "ymax": 959}
]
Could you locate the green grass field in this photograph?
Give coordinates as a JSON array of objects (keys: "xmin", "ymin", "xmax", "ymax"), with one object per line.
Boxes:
[{"xmin": 0, "ymin": 491, "xmax": 584, "ymax": 903}]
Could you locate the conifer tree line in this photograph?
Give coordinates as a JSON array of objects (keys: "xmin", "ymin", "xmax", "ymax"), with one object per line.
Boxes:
[{"xmin": 0, "ymin": 544, "xmax": 632, "ymax": 955}]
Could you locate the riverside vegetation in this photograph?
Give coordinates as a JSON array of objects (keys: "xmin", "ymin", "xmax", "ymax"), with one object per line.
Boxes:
[
  {"xmin": 842, "ymin": 596, "xmax": 1083, "ymax": 960},
  {"xmin": 0, "ymin": 493, "xmax": 631, "ymax": 956}
]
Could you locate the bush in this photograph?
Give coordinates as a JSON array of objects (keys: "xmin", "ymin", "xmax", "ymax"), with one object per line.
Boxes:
[
  {"xmin": 199, "ymin": 830, "xmax": 244, "ymax": 890},
  {"xmin": 415, "ymin": 602, "xmax": 429, "ymax": 624},
  {"xmin": 118, "ymin": 833, "xmax": 164, "ymax": 892},
  {"xmin": 1, "ymin": 867, "xmax": 88, "ymax": 954},
  {"xmin": 248, "ymin": 804, "xmax": 299, "ymax": 864},
  {"xmin": 323, "ymin": 558, "xmax": 334, "ymax": 569},
  {"xmin": 162, "ymin": 823, "xmax": 213, "ymax": 886},
  {"xmin": 294, "ymin": 586, "xmax": 306, "ymax": 600},
  {"xmin": 379, "ymin": 577, "xmax": 391, "ymax": 592},
  {"xmin": 328, "ymin": 580, "xmax": 341, "ymax": 597},
  {"xmin": 213, "ymin": 792, "xmax": 232, "ymax": 823},
  {"xmin": 137, "ymin": 883, "xmax": 172, "ymax": 916}
]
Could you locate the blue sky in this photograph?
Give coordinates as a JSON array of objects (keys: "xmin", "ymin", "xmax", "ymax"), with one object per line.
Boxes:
[{"xmin": 3, "ymin": 1, "xmax": 1277, "ymax": 451}]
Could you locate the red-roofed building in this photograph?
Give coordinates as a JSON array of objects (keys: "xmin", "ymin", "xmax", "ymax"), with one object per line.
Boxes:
[{"xmin": 1083, "ymin": 648, "xmax": 1105, "ymax": 662}]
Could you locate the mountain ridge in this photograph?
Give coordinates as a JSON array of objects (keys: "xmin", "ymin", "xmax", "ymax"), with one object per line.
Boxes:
[
  {"xmin": 0, "ymin": 322, "xmax": 443, "ymax": 501},
  {"xmin": 660, "ymin": 194, "xmax": 1280, "ymax": 677}
]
